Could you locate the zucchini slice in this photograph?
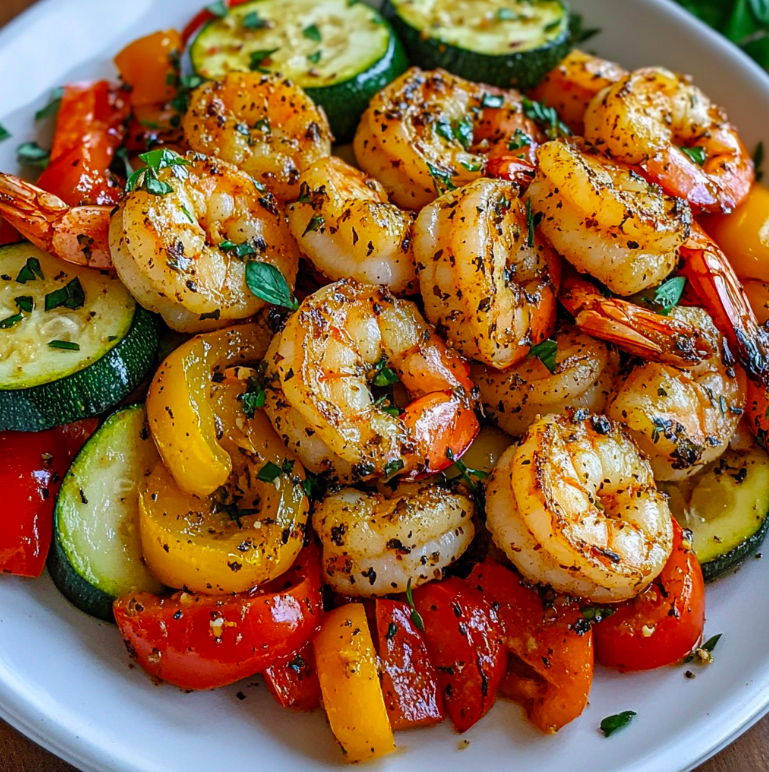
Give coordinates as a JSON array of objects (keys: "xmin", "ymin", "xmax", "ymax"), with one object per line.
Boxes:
[
  {"xmin": 189, "ymin": 0, "xmax": 408, "ymax": 143},
  {"xmin": 382, "ymin": 0, "xmax": 572, "ymax": 90},
  {"xmin": 48, "ymin": 404, "xmax": 165, "ymax": 622},
  {"xmin": 0, "ymin": 243, "xmax": 161, "ymax": 431},
  {"xmin": 662, "ymin": 446, "xmax": 769, "ymax": 582}
]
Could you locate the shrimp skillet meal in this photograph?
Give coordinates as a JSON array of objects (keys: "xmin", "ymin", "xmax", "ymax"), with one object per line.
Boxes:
[{"xmin": 3, "ymin": 0, "xmax": 769, "ymax": 763}]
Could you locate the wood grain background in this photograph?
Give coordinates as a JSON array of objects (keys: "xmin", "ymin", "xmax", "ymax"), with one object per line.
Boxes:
[{"xmin": 0, "ymin": 0, "xmax": 767, "ymax": 769}]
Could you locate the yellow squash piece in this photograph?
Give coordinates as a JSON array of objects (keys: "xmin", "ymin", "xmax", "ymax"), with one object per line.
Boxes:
[{"xmin": 314, "ymin": 604, "xmax": 395, "ymax": 763}]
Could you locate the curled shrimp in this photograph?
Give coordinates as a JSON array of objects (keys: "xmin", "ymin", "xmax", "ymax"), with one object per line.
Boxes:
[
  {"xmin": 471, "ymin": 325, "xmax": 619, "ymax": 437},
  {"xmin": 353, "ymin": 67, "xmax": 541, "ymax": 210},
  {"xmin": 313, "ymin": 482, "xmax": 475, "ymax": 596},
  {"xmin": 287, "ymin": 156, "xmax": 418, "ymax": 294},
  {"xmin": 109, "ymin": 153, "xmax": 300, "ymax": 333},
  {"xmin": 183, "ymin": 72, "xmax": 332, "ymax": 201},
  {"xmin": 414, "ymin": 177, "xmax": 560, "ymax": 369},
  {"xmin": 584, "ymin": 67, "xmax": 754, "ymax": 213},
  {"xmin": 0, "ymin": 173, "xmax": 112, "ymax": 269},
  {"xmin": 486, "ymin": 411, "xmax": 674, "ymax": 602},
  {"xmin": 607, "ymin": 306, "xmax": 747, "ymax": 481},
  {"xmin": 527, "ymin": 140, "xmax": 692, "ymax": 295},
  {"xmin": 263, "ymin": 279, "xmax": 479, "ymax": 483},
  {"xmin": 531, "ymin": 49, "xmax": 627, "ymax": 135}
]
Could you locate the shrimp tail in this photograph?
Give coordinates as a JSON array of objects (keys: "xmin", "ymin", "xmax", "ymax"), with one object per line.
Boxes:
[
  {"xmin": 0, "ymin": 172, "xmax": 113, "ymax": 269},
  {"xmin": 560, "ymin": 269, "xmax": 713, "ymax": 367},
  {"xmin": 680, "ymin": 223, "xmax": 769, "ymax": 385}
]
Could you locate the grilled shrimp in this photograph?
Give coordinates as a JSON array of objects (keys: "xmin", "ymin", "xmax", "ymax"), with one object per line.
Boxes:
[
  {"xmin": 109, "ymin": 153, "xmax": 300, "ymax": 333},
  {"xmin": 287, "ymin": 156, "xmax": 418, "ymax": 294},
  {"xmin": 584, "ymin": 67, "xmax": 753, "ymax": 213},
  {"xmin": 0, "ymin": 173, "xmax": 113, "ymax": 269},
  {"xmin": 486, "ymin": 411, "xmax": 674, "ymax": 602},
  {"xmin": 353, "ymin": 67, "xmax": 541, "ymax": 210},
  {"xmin": 263, "ymin": 279, "xmax": 479, "ymax": 483},
  {"xmin": 313, "ymin": 482, "xmax": 475, "ymax": 596},
  {"xmin": 531, "ymin": 49, "xmax": 626, "ymax": 135},
  {"xmin": 182, "ymin": 72, "xmax": 332, "ymax": 201},
  {"xmin": 471, "ymin": 326, "xmax": 619, "ymax": 437},
  {"xmin": 414, "ymin": 178, "xmax": 560, "ymax": 370},
  {"xmin": 607, "ymin": 306, "xmax": 747, "ymax": 481},
  {"xmin": 527, "ymin": 140, "xmax": 692, "ymax": 295}
]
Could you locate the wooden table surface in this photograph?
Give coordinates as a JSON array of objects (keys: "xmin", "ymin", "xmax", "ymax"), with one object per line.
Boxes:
[{"xmin": 1, "ymin": 0, "xmax": 768, "ymax": 770}]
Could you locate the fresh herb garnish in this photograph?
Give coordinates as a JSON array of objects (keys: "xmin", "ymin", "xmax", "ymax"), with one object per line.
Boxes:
[
  {"xmin": 113, "ymin": 145, "xmax": 133, "ymax": 178},
  {"xmin": 302, "ymin": 214, "xmax": 325, "ymax": 236},
  {"xmin": 45, "ymin": 277, "xmax": 85, "ymax": 311},
  {"xmin": 600, "ymin": 711, "xmax": 636, "ymax": 737},
  {"xmin": 126, "ymin": 148, "xmax": 190, "ymax": 197},
  {"xmin": 454, "ymin": 115, "xmax": 474, "ymax": 150},
  {"xmin": 17, "ymin": 141, "xmax": 50, "ymax": 169},
  {"xmin": 14, "ymin": 296, "xmax": 33, "ymax": 314},
  {"xmin": 522, "ymin": 97, "xmax": 571, "ymax": 140},
  {"xmin": 16, "ymin": 256, "xmax": 44, "ymax": 284},
  {"xmin": 302, "ymin": 471, "xmax": 327, "ymax": 501},
  {"xmin": 48, "ymin": 340, "xmax": 80, "ymax": 351},
  {"xmin": 242, "ymin": 10, "xmax": 268, "ymax": 29},
  {"xmin": 701, "ymin": 633, "xmax": 722, "ymax": 652},
  {"xmin": 480, "ymin": 93, "xmax": 505, "ymax": 109},
  {"xmin": 372, "ymin": 357, "xmax": 399, "ymax": 386},
  {"xmin": 181, "ymin": 205, "xmax": 195, "ymax": 224},
  {"xmin": 241, "ymin": 376, "xmax": 266, "ymax": 418},
  {"xmin": 426, "ymin": 161, "xmax": 456, "ymax": 194},
  {"xmin": 681, "ymin": 145, "xmax": 707, "ymax": 166},
  {"xmin": 528, "ymin": 338, "xmax": 558, "ymax": 374},
  {"xmin": 256, "ymin": 460, "xmax": 283, "ymax": 483},
  {"xmin": 651, "ymin": 276, "xmax": 687, "ymax": 315},
  {"xmin": 580, "ymin": 605, "xmax": 616, "ymax": 623},
  {"xmin": 386, "ymin": 622, "xmax": 398, "ymax": 639},
  {"xmin": 526, "ymin": 198, "xmax": 536, "ymax": 247},
  {"xmin": 0, "ymin": 312, "xmax": 23, "ymax": 329},
  {"xmin": 308, "ymin": 50, "xmax": 322, "ymax": 64},
  {"xmin": 245, "ymin": 261, "xmax": 298, "ymax": 311},
  {"xmin": 384, "ymin": 459, "xmax": 405, "ymax": 479},
  {"xmin": 249, "ymin": 48, "xmax": 280, "ymax": 73},
  {"xmin": 405, "ymin": 578, "xmax": 425, "ymax": 632},
  {"xmin": 303, "ymin": 23, "xmax": 322, "ymax": 42},
  {"xmin": 0, "ymin": 123, "xmax": 10, "ymax": 142},
  {"xmin": 35, "ymin": 86, "xmax": 64, "ymax": 122},
  {"xmin": 459, "ymin": 159, "xmax": 483, "ymax": 172},
  {"xmin": 219, "ymin": 239, "xmax": 258, "ymax": 259},
  {"xmin": 253, "ymin": 117, "xmax": 271, "ymax": 132},
  {"xmin": 206, "ymin": 0, "xmax": 228, "ymax": 17},
  {"xmin": 508, "ymin": 128, "xmax": 532, "ymax": 151}
]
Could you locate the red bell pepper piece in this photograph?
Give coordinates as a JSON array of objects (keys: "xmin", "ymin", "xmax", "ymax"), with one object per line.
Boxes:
[
  {"xmin": 263, "ymin": 642, "xmax": 321, "ymax": 712},
  {"xmin": 55, "ymin": 417, "xmax": 99, "ymax": 460},
  {"xmin": 181, "ymin": 0, "xmax": 253, "ymax": 45}
]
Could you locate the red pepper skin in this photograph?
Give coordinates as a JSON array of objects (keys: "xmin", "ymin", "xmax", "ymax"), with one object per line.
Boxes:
[
  {"xmin": 113, "ymin": 545, "xmax": 323, "ymax": 691},
  {"xmin": 263, "ymin": 642, "xmax": 322, "ymax": 712},
  {"xmin": 375, "ymin": 599, "xmax": 444, "ymax": 730},
  {"xmin": 411, "ymin": 577, "xmax": 506, "ymax": 732},
  {"xmin": 181, "ymin": 0, "xmax": 252, "ymax": 44},
  {"xmin": 55, "ymin": 418, "xmax": 99, "ymax": 460},
  {"xmin": 0, "ymin": 430, "xmax": 69, "ymax": 577}
]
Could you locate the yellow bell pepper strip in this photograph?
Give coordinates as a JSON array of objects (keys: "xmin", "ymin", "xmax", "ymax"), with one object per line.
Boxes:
[
  {"xmin": 147, "ymin": 321, "xmax": 271, "ymax": 497},
  {"xmin": 314, "ymin": 604, "xmax": 395, "ymax": 764},
  {"xmin": 140, "ymin": 393, "xmax": 309, "ymax": 593},
  {"xmin": 702, "ymin": 182, "xmax": 769, "ymax": 282}
]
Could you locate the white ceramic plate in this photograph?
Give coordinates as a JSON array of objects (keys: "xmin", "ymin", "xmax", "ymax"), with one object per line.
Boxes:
[{"xmin": 1, "ymin": 1, "xmax": 769, "ymax": 770}]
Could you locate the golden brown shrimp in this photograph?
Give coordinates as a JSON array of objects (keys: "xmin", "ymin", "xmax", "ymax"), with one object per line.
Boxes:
[
  {"xmin": 353, "ymin": 67, "xmax": 541, "ymax": 210},
  {"xmin": 471, "ymin": 325, "xmax": 619, "ymax": 437},
  {"xmin": 313, "ymin": 482, "xmax": 475, "ymax": 597},
  {"xmin": 486, "ymin": 411, "xmax": 674, "ymax": 602},
  {"xmin": 414, "ymin": 178, "xmax": 561, "ymax": 370},
  {"xmin": 287, "ymin": 156, "xmax": 418, "ymax": 294},
  {"xmin": 0, "ymin": 173, "xmax": 112, "ymax": 269},
  {"xmin": 527, "ymin": 140, "xmax": 692, "ymax": 295},
  {"xmin": 584, "ymin": 67, "xmax": 754, "ymax": 213},
  {"xmin": 263, "ymin": 279, "xmax": 479, "ymax": 483},
  {"xmin": 183, "ymin": 72, "xmax": 332, "ymax": 201}
]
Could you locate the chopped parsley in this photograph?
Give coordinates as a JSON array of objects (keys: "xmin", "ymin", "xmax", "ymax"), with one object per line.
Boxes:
[
  {"xmin": 48, "ymin": 340, "xmax": 80, "ymax": 351},
  {"xmin": 480, "ymin": 93, "xmax": 505, "ymax": 109},
  {"xmin": 0, "ymin": 312, "xmax": 23, "ymax": 329},
  {"xmin": 242, "ymin": 10, "xmax": 269, "ymax": 29},
  {"xmin": 126, "ymin": 148, "xmax": 190, "ymax": 197},
  {"xmin": 302, "ymin": 23, "xmax": 322, "ymax": 42},
  {"xmin": 528, "ymin": 338, "xmax": 558, "ymax": 374},
  {"xmin": 580, "ymin": 605, "xmax": 616, "ymax": 623},
  {"xmin": 0, "ymin": 123, "xmax": 10, "ymax": 142},
  {"xmin": 14, "ymin": 296, "xmax": 33, "ymax": 314},
  {"xmin": 372, "ymin": 357, "xmax": 399, "ymax": 387},
  {"xmin": 241, "ymin": 376, "xmax": 266, "ymax": 418},
  {"xmin": 308, "ymin": 50, "xmax": 322, "ymax": 64},
  {"xmin": 508, "ymin": 128, "xmax": 532, "ymax": 151},
  {"xmin": 302, "ymin": 214, "xmax": 325, "ymax": 236},
  {"xmin": 526, "ymin": 198, "xmax": 536, "ymax": 247},
  {"xmin": 426, "ymin": 161, "xmax": 456, "ymax": 194},
  {"xmin": 16, "ymin": 256, "xmax": 44, "ymax": 284},
  {"xmin": 253, "ymin": 117, "xmax": 271, "ymax": 132},
  {"xmin": 35, "ymin": 86, "xmax": 64, "ymax": 122},
  {"xmin": 44, "ymin": 277, "xmax": 85, "ymax": 311},
  {"xmin": 405, "ymin": 578, "xmax": 425, "ymax": 632},
  {"xmin": 600, "ymin": 711, "xmax": 636, "ymax": 737},
  {"xmin": 256, "ymin": 460, "xmax": 282, "ymax": 484},
  {"xmin": 681, "ymin": 145, "xmax": 707, "ymax": 166},
  {"xmin": 384, "ymin": 459, "xmax": 405, "ymax": 479},
  {"xmin": 206, "ymin": 0, "xmax": 228, "ymax": 17},
  {"xmin": 650, "ymin": 275, "xmax": 686, "ymax": 315},
  {"xmin": 245, "ymin": 261, "xmax": 298, "ymax": 311},
  {"xmin": 17, "ymin": 141, "xmax": 50, "ymax": 169},
  {"xmin": 386, "ymin": 622, "xmax": 398, "ymax": 639},
  {"xmin": 219, "ymin": 239, "xmax": 259, "ymax": 259},
  {"xmin": 249, "ymin": 48, "xmax": 280, "ymax": 73},
  {"xmin": 522, "ymin": 97, "xmax": 571, "ymax": 140}
]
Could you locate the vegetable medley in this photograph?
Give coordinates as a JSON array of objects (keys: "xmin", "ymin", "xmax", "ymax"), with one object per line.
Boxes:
[{"xmin": 2, "ymin": 0, "xmax": 769, "ymax": 762}]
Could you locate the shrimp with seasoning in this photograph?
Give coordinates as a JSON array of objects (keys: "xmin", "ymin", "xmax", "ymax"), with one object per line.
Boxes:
[
  {"xmin": 414, "ymin": 177, "xmax": 560, "ymax": 369},
  {"xmin": 287, "ymin": 156, "xmax": 418, "ymax": 294},
  {"xmin": 471, "ymin": 325, "xmax": 619, "ymax": 437},
  {"xmin": 182, "ymin": 72, "xmax": 332, "ymax": 201},
  {"xmin": 263, "ymin": 278, "xmax": 479, "ymax": 483},
  {"xmin": 486, "ymin": 410, "xmax": 674, "ymax": 602},
  {"xmin": 110, "ymin": 153, "xmax": 300, "ymax": 332},
  {"xmin": 584, "ymin": 67, "xmax": 754, "ymax": 213},
  {"xmin": 313, "ymin": 481, "xmax": 475, "ymax": 596},
  {"xmin": 353, "ymin": 67, "xmax": 542, "ymax": 210}
]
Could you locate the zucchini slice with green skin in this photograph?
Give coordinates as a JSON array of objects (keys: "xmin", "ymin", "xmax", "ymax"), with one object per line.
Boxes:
[
  {"xmin": 48, "ymin": 404, "xmax": 165, "ymax": 622},
  {"xmin": 0, "ymin": 243, "xmax": 161, "ymax": 432},
  {"xmin": 382, "ymin": 0, "xmax": 572, "ymax": 91},
  {"xmin": 663, "ymin": 446, "xmax": 769, "ymax": 582},
  {"xmin": 189, "ymin": 0, "xmax": 408, "ymax": 143}
]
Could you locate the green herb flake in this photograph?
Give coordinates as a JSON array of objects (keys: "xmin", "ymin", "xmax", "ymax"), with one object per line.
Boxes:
[
  {"xmin": 405, "ymin": 578, "xmax": 425, "ymax": 632},
  {"xmin": 303, "ymin": 213, "xmax": 325, "ymax": 236},
  {"xmin": 245, "ymin": 260, "xmax": 298, "ymax": 311},
  {"xmin": 526, "ymin": 198, "xmax": 535, "ymax": 247},
  {"xmin": 702, "ymin": 633, "xmax": 722, "ymax": 653},
  {"xmin": 681, "ymin": 145, "xmax": 707, "ymax": 166},
  {"xmin": 0, "ymin": 312, "xmax": 23, "ymax": 329},
  {"xmin": 308, "ymin": 50, "xmax": 322, "ymax": 64},
  {"xmin": 384, "ymin": 459, "xmax": 405, "ymax": 479},
  {"xmin": 372, "ymin": 357, "xmax": 399, "ymax": 387},
  {"xmin": 44, "ymin": 277, "xmax": 85, "ymax": 311},
  {"xmin": 181, "ymin": 205, "xmax": 195, "ymax": 224},
  {"xmin": 35, "ymin": 86, "xmax": 64, "ymax": 122},
  {"xmin": 426, "ymin": 161, "xmax": 456, "ymax": 194},
  {"xmin": 256, "ymin": 460, "xmax": 283, "ymax": 483},
  {"xmin": 652, "ymin": 276, "xmax": 686, "ymax": 314},
  {"xmin": 522, "ymin": 97, "xmax": 571, "ymax": 140},
  {"xmin": 48, "ymin": 340, "xmax": 80, "ymax": 351},
  {"xmin": 0, "ymin": 123, "xmax": 10, "ymax": 142},
  {"xmin": 600, "ymin": 711, "xmax": 636, "ymax": 737},
  {"xmin": 16, "ymin": 256, "xmax": 44, "ymax": 284},
  {"xmin": 480, "ymin": 93, "xmax": 505, "ymax": 109},
  {"xmin": 528, "ymin": 338, "xmax": 558, "ymax": 374},
  {"xmin": 242, "ymin": 376, "xmax": 266, "ymax": 418},
  {"xmin": 14, "ymin": 296, "xmax": 33, "ymax": 313},
  {"xmin": 249, "ymin": 48, "xmax": 279, "ymax": 72},
  {"xmin": 206, "ymin": 0, "xmax": 228, "ymax": 17},
  {"xmin": 17, "ymin": 141, "xmax": 50, "ymax": 169},
  {"xmin": 242, "ymin": 10, "xmax": 268, "ymax": 29},
  {"xmin": 302, "ymin": 472, "xmax": 327, "ymax": 501},
  {"xmin": 303, "ymin": 23, "xmax": 322, "ymax": 42},
  {"xmin": 454, "ymin": 115, "xmax": 474, "ymax": 150},
  {"xmin": 459, "ymin": 159, "xmax": 483, "ymax": 172},
  {"xmin": 580, "ymin": 605, "xmax": 616, "ymax": 623},
  {"xmin": 508, "ymin": 127, "xmax": 532, "ymax": 151},
  {"xmin": 126, "ymin": 148, "xmax": 189, "ymax": 197},
  {"xmin": 252, "ymin": 117, "xmax": 271, "ymax": 133},
  {"xmin": 386, "ymin": 621, "xmax": 398, "ymax": 639}
]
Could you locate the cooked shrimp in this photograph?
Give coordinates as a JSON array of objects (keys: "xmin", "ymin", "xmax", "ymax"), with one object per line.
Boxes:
[
  {"xmin": 263, "ymin": 279, "xmax": 479, "ymax": 482},
  {"xmin": 313, "ymin": 482, "xmax": 475, "ymax": 596},
  {"xmin": 182, "ymin": 72, "xmax": 332, "ymax": 201},
  {"xmin": 584, "ymin": 67, "xmax": 754, "ymax": 213},
  {"xmin": 607, "ymin": 306, "xmax": 747, "ymax": 481},
  {"xmin": 471, "ymin": 326, "xmax": 619, "ymax": 437},
  {"xmin": 353, "ymin": 67, "xmax": 541, "ymax": 210},
  {"xmin": 559, "ymin": 269, "xmax": 714, "ymax": 367},
  {"xmin": 0, "ymin": 173, "xmax": 112, "ymax": 269},
  {"xmin": 486, "ymin": 411, "xmax": 674, "ymax": 602},
  {"xmin": 527, "ymin": 140, "xmax": 692, "ymax": 295},
  {"xmin": 287, "ymin": 156, "xmax": 418, "ymax": 294},
  {"xmin": 531, "ymin": 49, "xmax": 626, "ymax": 135},
  {"xmin": 414, "ymin": 178, "xmax": 560, "ymax": 369},
  {"xmin": 109, "ymin": 153, "xmax": 300, "ymax": 333}
]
